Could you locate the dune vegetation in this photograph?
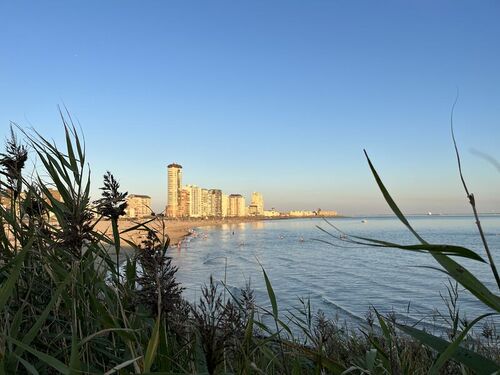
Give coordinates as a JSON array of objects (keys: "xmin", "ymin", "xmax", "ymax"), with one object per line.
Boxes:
[{"xmin": 0, "ymin": 113, "xmax": 498, "ymax": 374}]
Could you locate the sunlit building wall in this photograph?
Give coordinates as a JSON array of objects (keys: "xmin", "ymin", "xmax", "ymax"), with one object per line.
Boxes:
[
  {"xmin": 125, "ymin": 194, "xmax": 152, "ymax": 218},
  {"xmin": 317, "ymin": 210, "xmax": 338, "ymax": 217},
  {"xmin": 186, "ymin": 184, "xmax": 202, "ymax": 218},
  {"xmin": 166, "ymin": 163, "xmax": 182, "ymax": 217},
  {"xmin": 251, "ymin": 192, "xmax": 264, "ymax": 215},
  {"xmin": 289, "ymin": 210, "xmax": 315, "ymax": 217},
  {"xmin": 228, "ymin": 194, "xmax": 246, "ymax": 217},
  {"xmin": 264, "ymin": 209, "xmax": 281, "ymax": 217},
  {"xmin": 209, "ymin": 189, "xmax": 222, "ymax": 217},
  {"xmin": 221, "ymin": 194, "xmax": 229, "ymax": 218},
  {"xmin": 179, "ymin": 188, "xmax": 191, "ymax": 218},
  {"xmin": 201, "ymin": 188, "xmax": 210, "ymax": 217}
]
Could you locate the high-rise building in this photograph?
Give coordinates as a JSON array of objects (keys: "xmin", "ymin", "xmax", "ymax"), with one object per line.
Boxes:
[
  {"xmin": 250, "ymin": 192, "xmax": 264, "ymax": 216},
  {"xmin": 186, "ymin": 184, "xmax": 202, "ymax": 218},
  {"xmin": 125, "ymin": 194, "xmax": 152, "ymax": 218},
  {"xmin": 228, "ymin": 194, "xmax": 246, "ymax": 217},
  {"xmin": 221, "ymin": 193, "xmax": 229, "ymax": 218},
  {"xmin": 179, "ymin": 188, "xmax": 191, "ymax": 217},
  {"xmin": 209, "ymin": 189, "xmax": 222, "ymax": 217},
  {"xmin": 201, "ymin": 188, "xmax": 210, "ymax": 217},
  {"xmin": 166, "ymin": 163, "xmax": 182, "ymax": 217}
]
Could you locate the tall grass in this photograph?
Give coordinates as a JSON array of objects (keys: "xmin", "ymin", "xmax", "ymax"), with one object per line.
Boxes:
[{"xmin": 0, "ymin": 113, "xmax": 498, "ymax": 374}]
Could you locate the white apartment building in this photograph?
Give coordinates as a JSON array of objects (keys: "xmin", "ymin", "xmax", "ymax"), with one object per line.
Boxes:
[
  {"xmin": 221, "ymin": 193, "xmax": 229, "ymax": 218},
  {"xmin": 125, "ymin": 194, "xmax": 152, "ymax": 218},
  {"xmin": 166, "ymin": 163, "xmax": 182, "ymax": 217},
  {"xmin": 186, "ymin": 184, "xmax": 202, "ymax": 218},
  {"xmin": 251, "ymin": 192, "xmax": 264, "ymax": 215},
  {"xmin": 228, "ymin": 194, "xmax": 246, "ymax": 217}
]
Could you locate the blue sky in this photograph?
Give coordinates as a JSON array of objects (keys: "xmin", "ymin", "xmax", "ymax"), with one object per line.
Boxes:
[{"xmin": 1, "ymin": 1, "xmax": 499, "ymax": 215}]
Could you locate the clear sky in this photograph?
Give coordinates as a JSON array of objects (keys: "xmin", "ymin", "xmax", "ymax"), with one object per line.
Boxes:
[{"xmin": 1, "ymin": 1, "xmax": 499, "ymax": 215}]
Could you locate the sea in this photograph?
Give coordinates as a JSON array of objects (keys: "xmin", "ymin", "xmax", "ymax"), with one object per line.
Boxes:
[{"xmin": 169, "ymin": 215, "xmax": 500, "ymax": 333}]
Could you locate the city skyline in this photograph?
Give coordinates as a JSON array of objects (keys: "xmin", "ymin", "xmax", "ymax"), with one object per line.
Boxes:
[
  {"xmin": 166, "ymin": 162, "xmax": 271, "ymax": 218},
  {"xmin": 1, "ymin": 1, "xmax": 499, "ymax": 215}
]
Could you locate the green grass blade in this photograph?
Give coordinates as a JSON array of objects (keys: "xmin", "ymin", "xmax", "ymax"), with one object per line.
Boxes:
[
  {"xmin": 397, "ymin": 322, "xmax": 499, "ymax": 374},
  {"xmin": 0, "ymin": 241, "xmax": 31, "ymax": 311},
  {"xmin": 69, "ymin": 330, "xmax": 80, "ymax": 375},
  {"xmin": 13, "ymin": 354, "xmax": 40, "ymax": 375},
  {"xmin": 429, "ymin": 313, "xmax": 498, "ymax": 374},
  {"xmin": 15, "ymin": 274, "xmax": 71, "ymax": 358},
  {"xmin": 433, "ymin": 254, "xmax": 500, "ymax": 312},
  {"xmin": 8, "ymin": 337, "xmax": 70, "ymax": 374},
  {"xmin": 364, "ymin": 150, "xmax": 500, "ymax": 311},
  {"xmin": 143, "ymin": 316, "xmax": 161, "ymax": 373},
  {"xmin": 103, "ymin": 356, "xmax": 142, "ymax": 375},
  {"xmin": 364, "ymin": 150, "xmax": 425, "ymax": 243},
  {"xmin": 261, "ymin": 267, "xmax": 278, "ymax": 319}
]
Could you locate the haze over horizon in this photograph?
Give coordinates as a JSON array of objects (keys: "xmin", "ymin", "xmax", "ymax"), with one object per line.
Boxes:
[{"xmin": 1, "ymin": 1, "xmax": 499, "ymax": 215}]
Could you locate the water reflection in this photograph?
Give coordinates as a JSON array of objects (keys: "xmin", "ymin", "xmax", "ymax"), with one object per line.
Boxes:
[
  {"xmin": 251, "ymin": 221, "xmax": 264, "ymax": 230},
  {"xmin": 170, "ymin": 216, "xmax": 500, "ymax": 332}
]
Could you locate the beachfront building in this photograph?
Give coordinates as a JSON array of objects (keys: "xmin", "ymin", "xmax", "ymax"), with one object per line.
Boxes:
[
  {"xmin": 264, "ymin": 208, "xmax": 281, "ymax": 217},
  {"xmin": 201, "ymin": 188, "xmax": 210, "ymax": 217},
  {"xmin": 248, "ymin": 204, "xmax": 258, "ymax": 216},
  {"xmin": 289, "ymin": 210, "xmax": 316, "ymax": 217},
  {"xmin": 166, "ymin": 163, "xmax": 182, "ymax": 218},
  {"xmin": 0, "ymin": 188, "xmax": 63, "ymax": 218},
  {"xmin": 179, "ymin": 188, "xmax": 191, "ymax": 217},
  {"xmin": 221, "ymin": 193, "xmax": 229, "ymax": 218},
  {"xmin": 317, "ymin": 209, "xmax": 338, "ymax": 217},
  {"xmin": 209, "ymin": 189, "xmax": 222, "ymax": 217},
  {"xmin": 228, "ymin": 194, "xmax": 246, "ymax": 217},
  {"xmin": 250, "ymin": 192, "xmax": 264, "ymax": 215},
  {"xmin": 186, "ymin": 184, "xmax": 202, "ymax": 218},
  {"xmin": 125, "ymin": 194, "xmax": 152, "ymax": 218}
]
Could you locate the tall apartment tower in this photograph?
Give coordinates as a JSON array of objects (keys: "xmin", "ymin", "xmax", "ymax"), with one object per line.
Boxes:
[
  {"xmin": 209, "ymin": 189, "xmax": 222, "ymax": 217},
  {"xmin": 251, "ymin": 192, "xmax": 264, "ymax": 215},
  {"xmin": 228, "ymin": 194, "xmax": 246, "ymax": 217},
  {"xmin": 221, "ymin": 193, "xmax": 229, "ymax": 218},
  {"xmin": 201, "ymin": 188, "xmax": 210, "ymax": 217},
  {"xmin": 166, "ymin": 163, "xmax": 182, "ymax": 217},
  {"xmin": 186, "ymin": 184, "xmax": 202, "ymax": 218},
  {"xmin": 179, "ymin": 187, "xmax": 191, "ymax": 218}
]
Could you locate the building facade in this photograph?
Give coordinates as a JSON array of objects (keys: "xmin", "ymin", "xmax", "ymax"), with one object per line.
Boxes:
[
  {"xmin": 250, "ymin": 192, "xmax": 264, "ymax": 215},
  {"xmin": 221, "ymin": 193, "xmax": 229, "ymax": 218},
  {"xmin": 186, "ymin": 184, "xmax": 202, "ymax": 218},
  {"xmin": 209, "ymin": 189, "xmax": 222, "ymax": 217},
  {"xmin": 125, "ymin": 194, "xmax": 152, "ymax": 218},
  {"xmin": 228, "ymin": 194, "xmax": 246, "ymax": 217},
  {"xmin": 179, "ymin": 188, "xmax": 191, "ymax": 217},
  {"xmin": 201, "ymin": 188, "xmax": 210, "ymax": 217},
  {"xmin": 166, "ymin": 163, "xmax": 182, "ymax": 217}
]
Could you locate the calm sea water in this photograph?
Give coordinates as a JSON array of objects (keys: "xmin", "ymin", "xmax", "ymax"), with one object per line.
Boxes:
[{"xmin": 169, "ymin": 216, "xmax": 500, "ymax": 331}]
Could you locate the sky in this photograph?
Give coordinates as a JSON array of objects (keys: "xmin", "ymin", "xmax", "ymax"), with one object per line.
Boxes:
[{"xmin": 0, "ymin": 1, "xmax": 499, "ymax": 215}]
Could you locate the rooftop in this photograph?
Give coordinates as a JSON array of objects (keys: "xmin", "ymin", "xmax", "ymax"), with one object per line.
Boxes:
[{"xmin": 167, "ymin": 163, "xmax": 182, "ymax": 169}]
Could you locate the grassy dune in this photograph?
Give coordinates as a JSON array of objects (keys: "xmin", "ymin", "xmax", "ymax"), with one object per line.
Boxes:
[{"xmin": 0, "ymin": 116, "xmax": 498, "ymax": 374}]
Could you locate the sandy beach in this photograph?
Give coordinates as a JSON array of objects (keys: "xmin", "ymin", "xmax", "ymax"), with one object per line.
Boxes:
[{"xmin": 93, "ymin": 216, "xmax": 268, "ymax": 248}]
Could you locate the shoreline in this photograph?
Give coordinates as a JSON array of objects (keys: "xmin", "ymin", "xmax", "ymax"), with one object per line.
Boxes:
[{"xmin": 93, "ymin": 215, "xmax": 342, "ymax": 249}]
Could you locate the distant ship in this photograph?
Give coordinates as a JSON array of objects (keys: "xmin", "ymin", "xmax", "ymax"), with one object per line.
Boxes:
[
  {"xmin": 361, "ymin": 219, "xmax": 367, "ymax": 223},
  {"xmin": 428, "ymin": 212, "xmax": 432, "ymax": 216}
]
